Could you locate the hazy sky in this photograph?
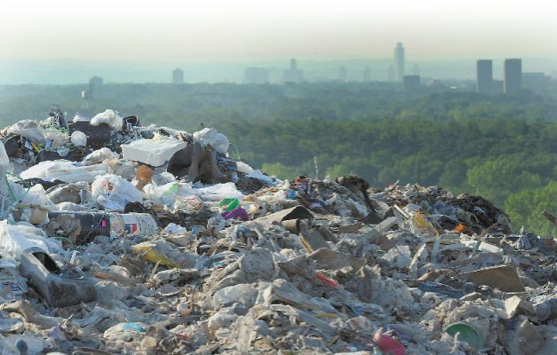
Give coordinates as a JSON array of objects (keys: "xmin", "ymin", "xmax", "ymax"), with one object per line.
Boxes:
[{"xmin": 1, "ymin": 0, "xmax": 556, "ymax": 64}]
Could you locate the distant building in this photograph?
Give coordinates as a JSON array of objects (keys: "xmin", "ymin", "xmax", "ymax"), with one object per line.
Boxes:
[
  {"xmin": 244, "ymin": 67, "xmax": 270, "ymax": 84},
  {"xmin": 339, "ymin": 66, "xmax": 347, "ymax": 82},
  {"xmin": 394, "ymin": 42, "xmax": 405, "ymax": 82},
  {"xmin": 522, "ymin": 72, "xmax": 551, "ymax": 88},
  {"xmin": 172, "ymin": 68, "xmax": 184, "ymax": 85},
  {"xmin": 283, "ymin": 58, "xmax": 304, "ymax": 84},
  {"xmin": 363, "ymin": 65, "xmax": 371, "ymax": 82},
  {"xmin": 476, "ymin": 59, "xmax": 493, "ymax": 94},
  {"xmin": 403, "ymin": 75, "xmax": 420, "ymax": 90},
  {"xmin": 388, "ymin": 65, "xmax": 395, "ymax": 82},
  {"xmin": 504, "ymin": 59, "xmax": 522, "ymax": 93},
  {"xmin": 88, "ymin": 76, "xmax": 103, "ymax": 98}
]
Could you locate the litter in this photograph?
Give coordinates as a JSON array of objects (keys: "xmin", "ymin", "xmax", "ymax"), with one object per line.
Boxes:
[
  {"xmin": 121, "ymin": 135, "xmax": 187, "ymax": 167},
  {"xmin": 0, "ymin": 108, "xmax": 554, "ymax": 354}
]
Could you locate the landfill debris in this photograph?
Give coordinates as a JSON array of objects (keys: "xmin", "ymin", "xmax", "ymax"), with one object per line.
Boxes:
[{"xmin": 1, "ymin": 108, "xmax": 557, "ymax": 354}]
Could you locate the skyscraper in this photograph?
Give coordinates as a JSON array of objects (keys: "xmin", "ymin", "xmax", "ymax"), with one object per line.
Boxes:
[
  {"xmin": 476, "ymin": 60, "xmax": 493, "ymax": 94},
  {"xmin": 504, "ymin": 59, "xmax": 522, "ymax": 93},
  {"xmin": 283, "ymin": 58, "xmax": 304, "ymax": 84},
  {"xmin": 394, "ymin": 42, "xmax": 405, "ymax": 82},
  {"xmin": 172, "ymin": 68, "xmax": 184, "ymax": 85}
]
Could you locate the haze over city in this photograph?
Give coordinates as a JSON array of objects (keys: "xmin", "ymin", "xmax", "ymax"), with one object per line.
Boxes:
[{"xmin": 0, "ymin": 0, "xmax": 556, "ymax": 84}]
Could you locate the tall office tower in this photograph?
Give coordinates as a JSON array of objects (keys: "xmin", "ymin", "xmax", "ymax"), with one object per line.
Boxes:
[
  {"xmin": 172, "ymin": 68, "xmax": 184, "ymax": 85},
  {"xmin": 394, "ymin": 42, "xmax": 405, "ymax": 82},
  {"xmin": 283, "ymin": 58, "xmax": 304, "ymax": 83},
  {"xmin": 363, "ymin": 65, "xmax": 371, "ymax": 82},
  {"xmin": 476, "ymin": 60, "xmax": 493, "ymax": 94},
  {"xmin": 504, "ymin": 58, "xmax": 522, "ymax": 93}
]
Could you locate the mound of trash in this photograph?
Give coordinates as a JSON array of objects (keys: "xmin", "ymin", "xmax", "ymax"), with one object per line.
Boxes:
[{"xmin": 0, "ymin": 108, "xmax": 556, "ymax": 354}]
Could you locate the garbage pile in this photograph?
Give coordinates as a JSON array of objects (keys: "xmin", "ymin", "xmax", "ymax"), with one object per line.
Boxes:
[{"xmin": 1, "ymin": 108, "xmax": 557, "ymax": 354}]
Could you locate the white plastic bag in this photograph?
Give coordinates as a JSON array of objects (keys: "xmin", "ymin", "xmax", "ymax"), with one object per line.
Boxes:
[
  {"xmin": 21, "ymin": 185, "xmax": 56, "ymax": 210},
  {"xmin": 236, "ymin": 161, "xmax": 255, "ymax": 174},
  {"xmin": 44, "ymin": 128, "xmax": 69, "ymax": 149},
  {"xmin": 193, "ymin": 182, "xmax": 243, "ymax": 201},
  {"xmin": 142, "ymin": 182, "xmax": 180, "ymax": 207},
  {"xmin": 91, "ymin": 174, "xmax": 142, "ymax": 211},
  {"xmin": 72, "ymin": 112, "xmax": 90, "ymax": 123},
  {"xmin": 193, "ymin": 127, "xmax": 229, "ymax": 154},
  {"xmin": 71, "ymin": 131, "xmax": 87, "ymax": 147},
  {"xmin": 0, "ymin": 221, "xmax": 62, "ymax": 261},
  {"xmin": 90, "ymin": 109, "xmax": 123, "ymax": 131},
  {"xmin": 7, "ymin": 120, "xmax": 46, "ymax": 144},
  {"xmin": 20, "ymin": 160, "xmax": 109, "ymax": 183},
  {"xmin": 82, "ymin": 148, "xmax": 119, "ymax": 165},
  {"xmin": 0, "ymin": 141, "xmax": 9, "ymax": 170}
]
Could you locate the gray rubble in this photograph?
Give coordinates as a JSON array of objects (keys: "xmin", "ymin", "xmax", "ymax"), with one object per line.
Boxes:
[{"xmin": 0, "ymin": 109, "xmax": 556, "ymax": 354}]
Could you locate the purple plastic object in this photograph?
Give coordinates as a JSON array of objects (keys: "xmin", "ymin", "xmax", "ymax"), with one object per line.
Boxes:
[{"xmin": 221, "ymin": 207, "xmax": 248, "ymax": 221}]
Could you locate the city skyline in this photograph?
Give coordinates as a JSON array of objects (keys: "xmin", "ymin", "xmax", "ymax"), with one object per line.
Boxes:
[{"xmin": 1, "ymin": 0, "xmax": 556, "ymax": 84}]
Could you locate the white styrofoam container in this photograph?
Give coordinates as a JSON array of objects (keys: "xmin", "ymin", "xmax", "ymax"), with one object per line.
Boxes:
[{"xmin": 121, "ymin": 137, "xmax": 187, "ymax": 167}]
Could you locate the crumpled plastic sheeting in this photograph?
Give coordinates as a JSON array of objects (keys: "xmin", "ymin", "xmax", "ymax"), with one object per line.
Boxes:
[
  {"xmin": 20, "ymin": 160, "xmax": 110, "ymax": 183},
  {"xmin": 193, "ymin": 127, "xmax": 229, "ymax": 154},
  {"xmin": 90, "ymin": 109, "xmax": 123, "ymax": 131},
  {"xmin": 91, "ymin": 174, "xmax": 143, "ymax": 211},
  {"xmin": 0, "ymin": 221, "xmax": 62, "ymax": 261},
  {"xmin": 7, "ymin": 120, "xmax": 46, "ymax": 144}
]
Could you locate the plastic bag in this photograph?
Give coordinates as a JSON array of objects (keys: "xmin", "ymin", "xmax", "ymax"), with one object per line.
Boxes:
[
  {"xmin": 82, "ymin": 147, "xmax": 119, "ymax": 165},
  {"xmin": 70, "ymin": 131, "xmax": 87, "ymax": 147},
  {"xmin": 21, "ymin": 185, "xmax": 56, "ymax": 211},
  {"xmin": 20, "ymin": 160, "xmax": 109, "ymax": 183},
  {"xmin": 7, "ymin": 120, "xmax": 46, "ymax": 144},
  {"xmin": 44, "ymin": 128, "xmax": 69, "ymax": 149},
  {"xmin": 90, "ymin": 109, "xmax": 123, "ymax": 131},
  {"xmin": 91, "ymin": 174, "xmax": 143, "ymax": 212},
  {"xmin": 72, "ymin": 112, "xmax": 90, "ymax": 123},
  {"xmin": 0, "ymin": 221, "xmax": 62, "ymax": 261},
  {"xmin": 142, "ymin": 182, "xmax": 179, "ymax": 207},
  {"xmin": 193, "ymin": 182, "xmax": 243, "ymax": 201},
  {"xmin": 246, "ymin": 170, "xmax": 276, "ymax": 185},
  {"xmin": 236, "ymin": 161, "xmax": 255, "ymax": 174},
  {"xmin": 193, "ymin": 127, "xmax": 229, "ymax": 154},
  {"xmin": 0, "ymin": 141, "xmax": 8, "ymax": 170}
]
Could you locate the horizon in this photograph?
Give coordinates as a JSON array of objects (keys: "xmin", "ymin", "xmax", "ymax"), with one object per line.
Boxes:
[
  {"xmin": 0, "ymin": 57, "xmax": 555, "ymax": 85},
  {"xmin": 1, "ymin": 0, "xmax": 556, "ymax": 84}
]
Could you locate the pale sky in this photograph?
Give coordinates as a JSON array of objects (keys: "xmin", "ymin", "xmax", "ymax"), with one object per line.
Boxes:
[{"xmin": 0, "ymin": 0, "xmax": 556, "ymax": 63}]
